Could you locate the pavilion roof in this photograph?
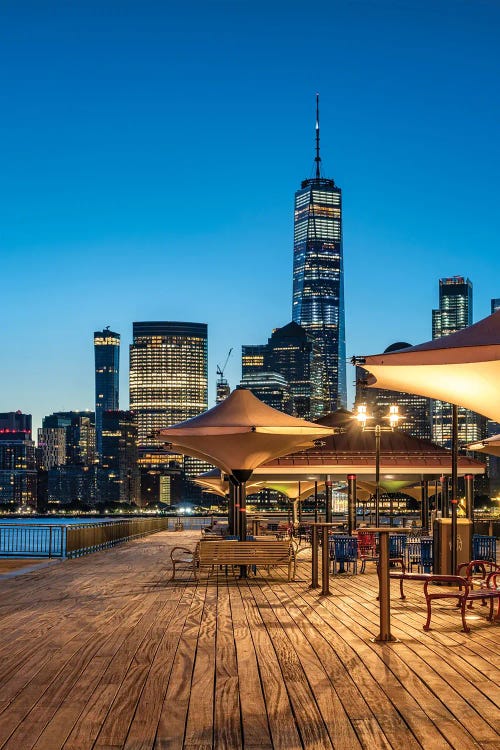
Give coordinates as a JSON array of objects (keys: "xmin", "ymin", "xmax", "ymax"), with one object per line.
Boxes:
[{"xmin": 254, "ymin": 410, "xmax": 484, "ymax": 479}]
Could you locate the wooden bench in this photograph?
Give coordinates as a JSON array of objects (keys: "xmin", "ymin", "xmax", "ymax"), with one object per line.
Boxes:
[
  {"xmin": 197, "ymin": 539, "xmax": 296, "ymax": 580},
  {"xmin": 390, "ymin": 570, "xmax": 500, "ymax": 632}
]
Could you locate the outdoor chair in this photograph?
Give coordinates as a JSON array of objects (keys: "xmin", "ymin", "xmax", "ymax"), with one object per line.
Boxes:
[
  {"xmin": 297, "ymin": 524, "xmax": 311, "ymax": 545},
  {"xmin": 406, "ymin": 540, "xmax": 421, "ymax": 571},
  {"xmin": 472, "ymin": 535, "xmax": 497, "ymax": 563},
  {"xmin": 170, "ymin": 543, "xmax": 199, "ymax": 581},
  {"xmin": 358, "ymin": 531, "xmax": 377, "ymax": 573},
  {"xmin": 330, "ymin": 535, "xmax": 358, "ymax": 574},
  {"xmin": 420, "ymin": 538, "xmax": 433, "ymax": 573},
  {"xmin": 389, "ymin": 534, "xmax": 407, "ymax": 564},
  {"xmin": 407, "ymin": 537, "xmax": 433, "ymax": 572}
]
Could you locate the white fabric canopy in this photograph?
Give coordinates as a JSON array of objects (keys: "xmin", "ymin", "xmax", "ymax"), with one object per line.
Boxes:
[
  {"xmin": 468, "ymin": 433, "xmax": 500, "ymax": 457},
  {"xmin": 251, "ymin": 480, "xmax": 316, "ymax": 501},
  {"xmin": 158, "ymin": 387, "xmax": 333, "ymax": 474},
  {"xmin": 193, "ymin": 469, "xmax": 262, "ymax": 497},
  {"xmin": 360, "ymin": 310, "xmax": 500, "ymax": 422}
]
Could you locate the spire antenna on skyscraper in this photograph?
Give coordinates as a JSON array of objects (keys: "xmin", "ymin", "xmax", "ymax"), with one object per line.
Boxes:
[
  {"xmin": 315, "ymin": 93, "xmax": 321, "ymax": 179},
  {"xmin": 293, "ymin": 97, "xmax": 347, "ymax": 412}
]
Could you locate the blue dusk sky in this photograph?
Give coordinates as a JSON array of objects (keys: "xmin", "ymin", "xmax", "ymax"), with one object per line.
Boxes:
[{"xmin": 1, "ymin": 0, "xmax": 499, "ymax": 433}]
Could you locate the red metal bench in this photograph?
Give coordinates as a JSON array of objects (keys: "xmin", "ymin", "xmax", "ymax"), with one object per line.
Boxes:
[{"xmin": 390, "ymin": 569, "xmax": 500, "ymax": 632}]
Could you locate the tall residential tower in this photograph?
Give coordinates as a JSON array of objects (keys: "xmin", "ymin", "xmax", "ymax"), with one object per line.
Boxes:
[
  {"xmin": 94, "ymin": 327, "xmax": 120, "ymax": 460},
  {"xmin": 292, "ymin": 95, "xmax": 346, "ymax": 411}
]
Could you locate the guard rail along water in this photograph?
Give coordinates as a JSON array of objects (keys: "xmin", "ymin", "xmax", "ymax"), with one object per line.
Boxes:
[
  {"xmin": 65, "ymin": 518, "xmax": 169, "ymax": 558},
  {"xmin": 0, "ymin": 518, "xmax": 170, "ymax": 559}
]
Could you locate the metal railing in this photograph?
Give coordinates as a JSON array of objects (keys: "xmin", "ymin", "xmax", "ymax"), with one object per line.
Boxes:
[
  {"xmin": 0, "ymin": 518, "xmax": 170, "ymax": 559},
  {"xmin": 0, "ymin": 524, "xmax": 66, "ymax": 557},
  {"xmin": 65, "ymin": 518, "xmax": 169, "ymax": 558}
]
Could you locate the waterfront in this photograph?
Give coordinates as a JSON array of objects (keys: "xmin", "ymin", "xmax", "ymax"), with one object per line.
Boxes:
[{"xmin": 0, "ymin": 516, "xmax": 171, "ymax": 559}]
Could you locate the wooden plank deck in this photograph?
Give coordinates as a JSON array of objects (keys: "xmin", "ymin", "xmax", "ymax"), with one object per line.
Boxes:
[{"xmin": 0, "ymin": 530, "xmax": 498, "ymax": 750}]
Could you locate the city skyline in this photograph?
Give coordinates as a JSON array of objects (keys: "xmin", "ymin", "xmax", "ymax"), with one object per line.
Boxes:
[{"xmin": 2, "ymin": 1, "xmax": 500, "ymax": 432}]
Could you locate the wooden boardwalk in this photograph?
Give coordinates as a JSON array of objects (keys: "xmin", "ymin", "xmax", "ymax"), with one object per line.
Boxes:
[{"xmin": 0, "ymin": 530, "xmax": 498, "ymax": 750}]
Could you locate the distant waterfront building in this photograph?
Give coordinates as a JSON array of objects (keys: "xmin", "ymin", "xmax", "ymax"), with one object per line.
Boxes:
[
  {"xmin": 215, "ymin": 379, "xmax": 230, "ymax": 404},
  {"xmin": 100, "ymin": 410, "xmax": 140, "ymax": 505},
  {"xmin": 266, "ymin": 321, "xmax": 326, "ymax": 419},
  {"xmin": 292, "ymin": 96, "xmax": 346, "ymax": 411},
  {"xmin": 355, "ymin": 343, "xmax": 431, "ymax": 441},
  {"xmin": 241, "ymin": 345, "xmax": 267, "ymax": 376},
  {"xmin": 431, "ymin": 277, "xmax": 486, "ymax": 446},
  {"xmin": 130, "ymin": 321, "xmax": 208, "ymax": 482},
  {"xmin": 94, "ymin": 327, "xmax": 120, "ymax": 460},
  {"xmin": 242, "ymin": 322, "xmax": 325, "ymax": 420},
  {"xmin": 37, "ymin": 426, "xmax": 66, "ymax": 470},
  {"xmin": 41, "ymin": 412, "xmax": 95, "ymax": 466},
  {"xmin": 0, "ymin": 412, "xmax": 36, "ymax": 507},
  {"xmin": 47, "ymin": 465, "xmax": 97, "ymax": 508},
  {"xmin": 240, "ymin": 372, "xmax": 292, "ymax": 413},
  {"xmin": 138, "ymin": 448, "xmax": 183, "ymax": 507}
]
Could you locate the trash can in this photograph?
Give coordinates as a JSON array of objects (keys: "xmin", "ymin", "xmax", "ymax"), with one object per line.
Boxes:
[{"xmin": 433, "ymin": 518, "xmax": 473, "ymax": 574}]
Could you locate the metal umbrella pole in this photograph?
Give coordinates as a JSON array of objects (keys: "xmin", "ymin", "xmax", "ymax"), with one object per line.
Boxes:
[{"xmin": 451, "ymin": 404, "xmax": 458, "ymax": 575}]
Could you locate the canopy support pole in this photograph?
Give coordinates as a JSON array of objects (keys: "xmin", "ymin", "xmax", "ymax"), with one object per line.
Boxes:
[
  {"xmin": 325, "ymin": 480, "xmax": 333, "ymax": 523},
  {"xmin": 441, "ymin": 475, "xmax": 449, "ymax": 518},
  {"xmin": 347, "ymin": 474, "xmax": 356, "ymax": 535},
  {"xmin": 465, "ymin": 473, "xmax": 474, "ymax": 520},
  {"xmin": 421, "ymin": 480, "xmax": 429, "ymax": 533},
  {"xmin": 375, "ymin": 425, "xmax": 381, "ymax": 527},
  {"xmin": 451, "ymin": 404, "xmax": 458, "ymax": 575}
]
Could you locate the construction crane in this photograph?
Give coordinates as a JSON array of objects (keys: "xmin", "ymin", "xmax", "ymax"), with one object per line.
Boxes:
[{"xmin": 216, "ymin": 348, "xmax": 233, "ymax": 403}]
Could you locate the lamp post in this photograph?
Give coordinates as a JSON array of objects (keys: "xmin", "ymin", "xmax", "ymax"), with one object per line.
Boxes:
[{"xmin": 355, "ymin": 404, "xmax": 400, "ymax": 527}]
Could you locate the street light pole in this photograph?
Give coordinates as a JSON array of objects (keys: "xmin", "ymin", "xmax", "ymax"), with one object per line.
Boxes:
[{"xmin": 356, "ymin": 404, "xmax": 400, "ymax": 528}]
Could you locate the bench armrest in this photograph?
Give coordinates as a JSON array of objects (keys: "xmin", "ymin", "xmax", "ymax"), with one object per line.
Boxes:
[
  {"xmin": 485, "ymin": 571, "xmax": 500, "ymax": 589},
  {"xmin": 423, "ymin": 574, "xmax": 468, "ymax": 595},
  {"xmin": 170, "ymin": 545, "xmax": 196, "ymax": 561}
]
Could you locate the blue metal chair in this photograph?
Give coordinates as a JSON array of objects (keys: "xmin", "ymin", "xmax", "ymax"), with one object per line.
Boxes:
[
  {"xmin": 389, "ymin": 534, "xmax": 407, "ymax": 562},
  {"xmin": 330, "ymin": 535, "xmax": 358, "ymax": 574},
  {"xmin": 406, "ymin": 540, "xmax": 422, "ymax": 572},
  {"xmin": 472, "ymin": 535, "xmax": 496, "ymax": 563},
  {"xmin": 420, "ymin": 538, "xmax": 433, "ymax": 573}
]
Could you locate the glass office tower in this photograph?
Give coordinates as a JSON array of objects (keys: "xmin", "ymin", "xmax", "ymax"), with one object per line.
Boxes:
[
  {"xmin": 129, "ymin": 321, "xmax": 208, "ymax": 456},
  {"xmin": 292, "ymin": 98, "xmax": 346, "ymax": 410},
  {"xmin": 94, "ymin": 328, "xmax": 120, "ymax": 460},
  {"xmin": 431, "ymin": 277, "xmax": 485, "ymax": 446}
]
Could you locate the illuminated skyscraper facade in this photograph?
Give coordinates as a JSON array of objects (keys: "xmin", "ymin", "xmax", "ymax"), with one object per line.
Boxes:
[
  {"xmin": 129, "ymin": 322, "xmax": 208, "ymax": 479},
  {"xmin": 100, "ymin": 410, "xmax": 140, "ymax": 505},
  {"xmin": 241, "ymin": 345, "xmax": 267, "ymax": 376},
  {"xmin": 0, "ymin": 412, "xmax": 36, "ymax": 507},
  {"xmin": 94, "ymin": 327, "xmax": 120, "ymax": 460},
  {"xmin": 431, "ymin": 277, "xmax": 485, "ymax": 446},
  {"xmin": 292, "ymin": 97, "xmax": 346, "ymax": 411}
]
